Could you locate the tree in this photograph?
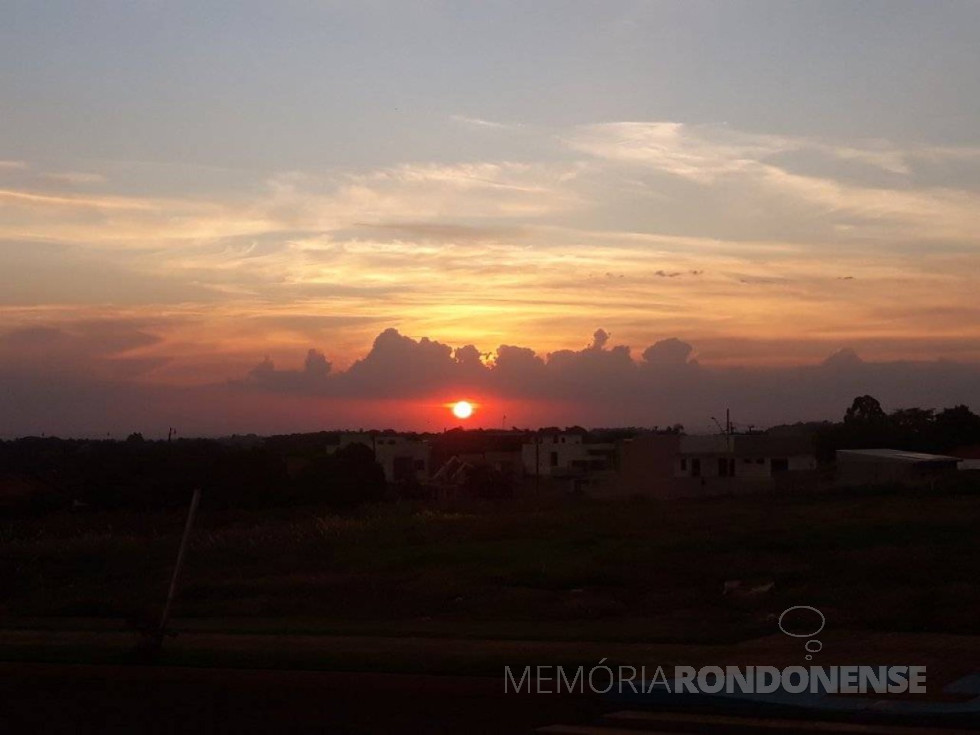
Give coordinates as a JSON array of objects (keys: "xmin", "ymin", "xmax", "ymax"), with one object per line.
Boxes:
[
  {"xmin": 934, "ymin": 405, "xmax": 980, "ymax": 450},
  {"xmin": 294, "ymin": 443, "xmax": 386, "ymax": 508},
  {"xmin": 889, "ymin": 407, "xmax": 935, "ymax": 449},
  {"xmin": 844, "ymin": 395, "xmax": 886, "ymax": 425}
]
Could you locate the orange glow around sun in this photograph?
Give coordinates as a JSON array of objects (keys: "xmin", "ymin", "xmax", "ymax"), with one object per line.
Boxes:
[{"xmin": 451, "ymin": 400, "xmax": 474, "ymax": 419}]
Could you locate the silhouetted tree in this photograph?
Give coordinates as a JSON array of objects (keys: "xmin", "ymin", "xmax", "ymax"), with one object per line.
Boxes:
[
  {"xmin": 817, "ymin": 397, "xmax": 980, "ymax": 461},
  {"xmin": 293, "ymin": 443, "xmax": 386, "ymax": 509},
  {"xmin": 844, "ymin": 395, "xmax": 886, "ymax": 425},
  {"xmin": 934, "ymin": 405, "xmax": 980, "ymax": 450},
  {"xmin": 889, "ymin": 407, "xmax": 935, "ymax": 449}
]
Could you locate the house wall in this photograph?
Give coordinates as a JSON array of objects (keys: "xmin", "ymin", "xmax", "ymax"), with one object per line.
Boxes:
[
  {"xmin": 675, "ymin": 452, "xmax": 816, "ymax": 480},
  {"xmin": 521, "ymin": 433, "xmax": 588, "ymax": 477},
  {"xmin": 598, "ymin": 434, "xmax": 680, "ymax": 498},
  {"xmin": 334, "ymin": 433, "xmax": 430, "ymax": 483},
  {"xmin": 582, "ymin": 433, "xmax": 820, "ymax": 500},
  {"xmin": 836, "ymin": 458, "xmax": 957, "ymax": 486},
  {"xmin": 666, "ymin": 435, "xmax": 819, "ymax": 496},
  {"xmin": 735, "ymin": 456, "xmax": 772, "ymax": 479},
  {"xmin": 457, "ymin": 450, "xmax": 523, "ymax": 476}
]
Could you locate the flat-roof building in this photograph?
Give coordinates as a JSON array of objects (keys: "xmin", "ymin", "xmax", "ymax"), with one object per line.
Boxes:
[{"xmin": 836, "ymin": 448, "xmax": 961, "ymax": 486}]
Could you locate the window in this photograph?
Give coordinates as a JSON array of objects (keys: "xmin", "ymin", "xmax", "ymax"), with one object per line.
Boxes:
[
  {"xmin": 771, "ymin": 458, "xmax": 789, "ymax": 473},
  {"xmin": 550, "ymin": 451, "xmax": 559, "ymax": 467},
  {"xmin": 680, "ymin": 458, "xmax": 687, "ymax": 472},
  {"xmin": 691, "ymin": 458, "xmax": 701, "ymax": 477}
]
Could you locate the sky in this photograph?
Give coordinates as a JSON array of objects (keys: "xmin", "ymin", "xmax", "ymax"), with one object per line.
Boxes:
[{"xmin": 2, "ymin": 1, "xmax": 980, "ymax": 436}]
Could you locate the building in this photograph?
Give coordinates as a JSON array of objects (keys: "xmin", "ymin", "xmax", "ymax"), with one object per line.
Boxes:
[
  {"xmin": 330, "ymin": 432, "xmax": 430, "ymax": 483},
  {"xmin": 675, "ymin": 434, "xmax": 817, "ymax": 481},
  {"xmin": 608, "ymin": 433, "xmax": 681, "ymax": 498},
  {"xmin": 836, "ymin": 449, "xmax": 961, "ymax": 486},
  {"xmin": 521, "ymin": 431, "xmax": 616, "ymax": 478},
  {"xmin": 428, "ymin": 429, "xmax": 526, "ymax": 477},
  {"xmin": 949, "ymin": 444, "xmax": 980, "ymax": 472},
  {"xmin": 606, "ymin": 432, "xmax": 818, "ymax": 499}
]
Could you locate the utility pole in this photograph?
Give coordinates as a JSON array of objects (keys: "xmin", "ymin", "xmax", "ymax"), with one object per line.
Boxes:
[
  {"xmin": 137, "ymin": 487, "xmax": 201, "ymax": 660},
  {"xmin": 159, "ymin": 487, "xmax": 201, "ymax": 635},
  {"xmin": 726, "ymin": 408, "xmax": 734, "ymax": 480},
  {"xmin": 535, "ymin": 433, "xmax": 540, "ymax": 496}
]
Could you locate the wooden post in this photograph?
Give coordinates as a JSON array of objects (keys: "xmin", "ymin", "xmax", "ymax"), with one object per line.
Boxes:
[
  {"xmin": 159, "ymin": 487, "xmax": 201, "ymax": 636},
  {"xmin": 136, "ymin": 487, "xmax": 201, "ymax": 659}
]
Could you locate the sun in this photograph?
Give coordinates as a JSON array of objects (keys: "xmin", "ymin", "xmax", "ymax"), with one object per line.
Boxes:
[{"xmin": 451, "ymin": 400, "xmax": 474, "ymax": 419}]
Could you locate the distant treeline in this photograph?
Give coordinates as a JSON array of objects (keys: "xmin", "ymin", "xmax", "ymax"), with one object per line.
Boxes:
[
  {"xmin": 780, "ymin": 397, "xmax": 980, "ymax": 462},
  {"xmin": 3, "ymin": 399, "xmax": 978, "ymax": 514},
  {"xmin": 0, "ymin": 435, "xmax": 385, "ymax": 514}
]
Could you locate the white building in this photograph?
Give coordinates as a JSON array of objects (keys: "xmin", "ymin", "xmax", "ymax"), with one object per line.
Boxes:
[
  {"xmin": 521, "ymin": 432, "xmax": 616, "ymax": 477},
  {"xmin": 331, "ymin": 433, "xmax": 430, "ymax": 483},
  {"xmin": 674, "ymin": 434, "xmax": 817, "ymax": 481}
]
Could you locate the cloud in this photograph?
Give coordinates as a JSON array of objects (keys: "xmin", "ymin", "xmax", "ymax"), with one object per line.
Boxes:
[
  {"xmin": 40, "ymin": 171, "xmax": 107, "ymax": 186},
  {"xmin": 566, "ymin": 122, "xmax": 794, "ymax": 183},
  {"xmin": 339, "ymin": 328, "xmax": 483, "ymax": 397},
  {"xmin": 450, "ymin": 114, "xmax": 512, "ymax": 130},
  {"xmin": 0, "ymin": 320, "xmax": 169, "ymax": 382},
  {"xmin": 4, "ymin": 325, "xmax": 980, "ymax": 437},
  {"xmin": 2, "ymin": 119, "xmax": 980, "ymax": 405},
  {"xmin": 228, "ymin": 329, "xmax": 980, "ymax": 429},
  {"xmin": 643, "ymin": 338, "xmax": 696, "ymax": 367},
  {"xmin": 244, "ymin": 348, "xmax": 332, "ymax": 393},
  {"xmin": 349, "ymin": 221, "xmax": 524, "ymax": 243},
  {"xmin": 565, "ymin": 121, "xmax": 980, "ymax": 242}
]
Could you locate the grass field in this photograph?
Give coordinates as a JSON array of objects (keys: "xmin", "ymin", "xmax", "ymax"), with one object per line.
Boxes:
[{"xmin": 2, "ymin": 483, "xmax": 979, "ymax": 644}]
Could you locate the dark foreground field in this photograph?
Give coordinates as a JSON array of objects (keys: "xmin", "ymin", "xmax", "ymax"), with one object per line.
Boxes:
[
  {"xmin": 4, "ymin": 486, "xmax": 980, "ymax": 733},
  {"xmin": 0, "ymin": 662, "xmax": 604, "ymax": 734},
  {"xmin": 3, "ymin": 483, "xmax": 980, "ymax": 642}
]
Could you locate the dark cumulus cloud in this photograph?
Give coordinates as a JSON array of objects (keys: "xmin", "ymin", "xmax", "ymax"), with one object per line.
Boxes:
[
  {"xmin": 245, "ymin": 349, "xmax": 332, "ymax": 393},
  {"xmin": 3, "ymin": 324, "xmax": 980, "ymax": 437},
  {"xmin": 233, "ymin": 328, "xmax": 980, "ymax": 430}
]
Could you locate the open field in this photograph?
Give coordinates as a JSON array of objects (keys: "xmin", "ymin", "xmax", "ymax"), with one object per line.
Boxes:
[
  {"xmin": 0, "ymin": 663, "xmax": 604, "ymax": 734},
  {"xmin": 3, "ymin": 483, "xmax": 980, "ymax": 644}
]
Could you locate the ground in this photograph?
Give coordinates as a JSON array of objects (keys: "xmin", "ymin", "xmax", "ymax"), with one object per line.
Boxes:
[
  {"xmin": 3, "ymin": 485, "xmax": 979, "ymax": 639},
  {"xmin": 3, "ymin": 485, "xmax": 980, "ymax": 731}
]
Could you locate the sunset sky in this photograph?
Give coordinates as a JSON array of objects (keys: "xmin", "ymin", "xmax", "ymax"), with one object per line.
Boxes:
[{"xmin": 3, "ymin": 1, "xmax": 980, "ymax": 436}]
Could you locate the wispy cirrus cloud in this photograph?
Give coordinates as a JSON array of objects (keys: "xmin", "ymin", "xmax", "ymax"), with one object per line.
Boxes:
[
  {"xmin": 2, "ymin": 119, "xmax": 979, "ymax": 396},
  {"xmin": 39, "ymin": 171, "xmax": 107, "ymax": 186},
  {"xmin": 566, "ymin": 121, "xmax": 980, "ymax": 243},
  {"xmin": 450, "ymin": 114, "xmax": 513, "ymax": 130}
]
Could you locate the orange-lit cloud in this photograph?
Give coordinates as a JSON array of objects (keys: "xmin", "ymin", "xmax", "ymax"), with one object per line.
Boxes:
[
  {"xmin": 2, "ymin": 120, "xmax": 980, "ymax": 432},
  {"xmin": 3, "ymin": 323, "xmax": 980, "ymax": 438}
]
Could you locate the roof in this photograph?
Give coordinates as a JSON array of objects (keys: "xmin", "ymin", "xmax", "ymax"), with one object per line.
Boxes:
[
  {"xmin": 949, "ymin": 444, "xmax": 980, "ymax": 459},
  {"xmin": 679, "ymin": 434, "xmax": 814, "ymax": 458},
  {"xmin": 837, "ymin": 448, "xmax": 962, "ymax": 464},
  {"xmin": 732, "ymin": 434, "xmax": 815, "ymax": 458}
]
